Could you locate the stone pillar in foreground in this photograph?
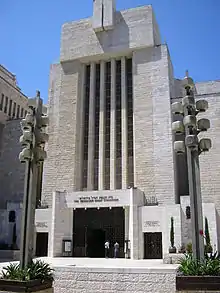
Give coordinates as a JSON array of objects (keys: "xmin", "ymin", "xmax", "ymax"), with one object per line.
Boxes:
[{"xmin": 48, "ymin": 191, "xmax": 73, "ymax": 257}]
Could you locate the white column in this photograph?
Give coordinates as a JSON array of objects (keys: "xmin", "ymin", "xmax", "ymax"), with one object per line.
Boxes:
[
  {"xmin": 87, "ymin": 62, "xmax": 96, "ymax": 190},
  {"xmin": 121, "ymin": 57, "xmax": 128, "ymax": 189},
  {"xmin": 124, "ymin": 206, "xmax": 129, "ymax": 258},
  {"xmin": 48, "ymin": 191, "xmax": 73, "ymax": 257},
  {"xmin": 75, "ymin": 64, "xmax": 85, "ymax": 190},
  {"xmin": 98, "ymin": 61, "xmax": 105, "ymax": 190},
  {"xmin": 129, "ymin": 188, "xmax": 139, "ymax": 259},
  {"xmin": 110, "ymin": 59, "xmax": 116, "ymax": 190}
]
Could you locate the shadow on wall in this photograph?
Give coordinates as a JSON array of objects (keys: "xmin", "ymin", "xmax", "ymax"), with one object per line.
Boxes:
[
  {"xmin": 61, "ymin": 60, "xmax": 80, "ymax": 75},
  {"xmin": 97, "ymin": 12, "xmax": 129, "ymax": 54}
]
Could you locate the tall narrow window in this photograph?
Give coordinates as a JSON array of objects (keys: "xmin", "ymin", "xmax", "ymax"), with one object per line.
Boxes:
[
  {"xmin": 13, "ymin": 102, "xmax": 16, "ymax": 118},
  {"xmin": 126, "ymin": 58, "xmax": 134, "ymax": 187},
  {"xmin": 8, "ymin": 99, "xmax": 12, "ymax": 117},
  {"xmin": 21, "ymin": 108, "xmax": 24, "ymax": 118},
  {"xmin": 82, "ymin": 65, "xmax": 90, "ymax": 190},
  {"xmin": 0, "ymin": 94, "xmax": 4, "ymax": 111},
  {"xmin": 16, "ymin": 105, "xmax": 20, "ymax": 118},
  {"xmin": 186, "ymin": 206, "xmax": 191, "ymax": 219},
  {"xmin": 4, "ymin": 97, "xmax": 8, "ymax": 114},
  {"xmin": 9, "ymin": 211, "xmax": 16, "ymax": 223},
  {"xmin": 116, "ymin": 60, "xmax": 122, "ymax": 189},
  {"xmin": 104, "ymin": 62, "xmax": 111, "ymax": 189},
  {"xmin": 94, "ymin": 63, "xmax": 100, "ymax": 190}
]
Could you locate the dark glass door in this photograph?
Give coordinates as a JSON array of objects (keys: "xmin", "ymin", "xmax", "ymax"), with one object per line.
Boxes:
[
  {"xmin": 144, "ymin": 232, "xmax": 162, "ymax": 259},
  {"xmin": 35, "ymin": 233, "xmax": 48, "ymax": 257}
]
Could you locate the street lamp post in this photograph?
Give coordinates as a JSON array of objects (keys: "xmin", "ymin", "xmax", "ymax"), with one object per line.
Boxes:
[
  {"xmin": 171, "ymin": 72, "xmax": 212, "ymax": 261},
  {"xmin": 19, "ymin": 91, "xmax": 49, "ymax": 269}
]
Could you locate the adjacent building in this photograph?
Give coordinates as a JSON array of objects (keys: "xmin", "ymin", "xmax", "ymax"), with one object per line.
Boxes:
[{"xmin": 0, "ymin": 65, "xmax": 30, "ymax": 251}]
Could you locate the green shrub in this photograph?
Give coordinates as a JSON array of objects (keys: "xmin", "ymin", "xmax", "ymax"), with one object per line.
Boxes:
[
  {"xmin": 186, "ymin": 242, "xmax": 192, "ymax": 254},
  {"xmin": 205, "ymin": 243, "xmax": 213, "ymax": 254},
  {"xmin": 178, "ymin": 253, "xmax": 220, "ymax": 276},
  {"xmin": 2, "ymin": 260, "xmax": 54, "ymax": 282}
]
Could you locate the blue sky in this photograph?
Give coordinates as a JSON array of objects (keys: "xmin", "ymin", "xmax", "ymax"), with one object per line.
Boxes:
[{"xmin": 0, "ymin": 0, "xmax": 219, "ymax": 103}]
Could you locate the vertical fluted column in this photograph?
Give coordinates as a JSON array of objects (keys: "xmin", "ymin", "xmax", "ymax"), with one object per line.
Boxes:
[
  {"xmin": 87, "ymin": 62, "xmax": 96, "ymax": 190},
  {"xmin": 121, "ymin": 57, "xmax": 128, "ymax": 189},
  {"xmin": 75, "ymin": 64, "xmax": 85, "ymax": 190},
  {"xmin": 98, "ymin": 61, "xmax": 105, "ymax": 190},
  {"xmin": 110, "ymin": 59, "xmax": 116, "ymax": 190}
]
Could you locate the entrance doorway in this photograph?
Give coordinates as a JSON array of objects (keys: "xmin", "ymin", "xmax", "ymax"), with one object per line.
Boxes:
[
  {"xmin": 87, "ymin": 229, "xmax": 105, "ymax": 257},
  {"xmin": 35, "ymin": 233, "xmax": 48, "ymax": 257},
  {"xmin": 73, "ymin": 207, "xmax": 125, "ymax": 258},
  {"xmin": 144, "ymin": 232, "xmax": 162, "ymax": 259}
]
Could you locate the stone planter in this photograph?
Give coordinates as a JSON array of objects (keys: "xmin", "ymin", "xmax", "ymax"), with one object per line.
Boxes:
[
  {"xmin": 176, "ymin": 275, "xmax": 220, "ymax": 291},
  {"xmin": 163, "ymin": 253, "xmax": 184, "ymax": 264},
  {"xmin": 0, "ymin": 279, "xmax": 53, "ymax": 292},
  {"xmin": 0, "ymin": 250, "xmax": 20, "ymax": 261},
  {"xmin": 168, "ymin": 246, "xmax": 176, "ymax": 253}
]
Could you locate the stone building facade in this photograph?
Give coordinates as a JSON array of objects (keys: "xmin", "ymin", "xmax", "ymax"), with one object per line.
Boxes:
[
  {"xmin": 0, "ymin": 1, "xmax": 220, "ymax": 260},
  {"xmin": 0, "ymin": 65, "xmax": 30, "ymax": 249},
  {"xmin": 36, "ymin": 0, "xmax": 220, "ymax": 259}
]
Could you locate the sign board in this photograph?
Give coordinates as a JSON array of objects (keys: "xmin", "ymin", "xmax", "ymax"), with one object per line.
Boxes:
[
  {"xmin": 74, "ymin": 195, "xmax": 119, "ymax": 204},
  {"xmin": 144, "ymin": 221, "xmax": 160, "ymax": 228},
  {"xmin": 141, "ymin": 206, "xmax": 164, "ymax": 233},
  {"xmin": 64, "ymin": 241, "xmax": 72, "ymax": 252},
  {"xmin": 66, "ymin": 190, "xmax": 130, "ymax": 208},
  {"xmin": 36, "ymin": 222, "xmax": 48, "ymax": 228}
]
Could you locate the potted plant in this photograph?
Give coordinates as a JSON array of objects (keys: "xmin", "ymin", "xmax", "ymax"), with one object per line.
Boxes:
[
  {"xmin": 169, "ymin": 217, "xmax": 176, "ymax": 253},
  {"xmin": 176, "ymin": 252, "xmax": 220, "ymax": 291},
  {"xmin": 0, "ymin": 259, "xmax": 54, "ymax": 292},
  {"xmin": 204, "ymin": 217, "xmax": 213, "ymax": 254},
  {"xmin": 186, "ymin": 242, "xmax": 192, "ymax": 254},
  {"xmin": 178, "ymin": 244, "xmax": 186, "ymax": 254}
]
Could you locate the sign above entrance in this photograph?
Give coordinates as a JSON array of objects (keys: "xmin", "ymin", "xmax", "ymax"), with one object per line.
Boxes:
[
  {"xmin": 74, "ymin": 195, "xmax": 119, "ymax": 204},
  {"xmin": 65, "ymin": 190, "xmax": 131, "ymax": 208}
]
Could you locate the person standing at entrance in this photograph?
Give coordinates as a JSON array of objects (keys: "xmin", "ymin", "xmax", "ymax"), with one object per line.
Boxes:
[
  {"xmin": 105, "ymin": 240, "xmax": 110, "ymax": 258},
  {"xmin": 114, "ymin": 242, "xmax": 119, "ymax": 258}
]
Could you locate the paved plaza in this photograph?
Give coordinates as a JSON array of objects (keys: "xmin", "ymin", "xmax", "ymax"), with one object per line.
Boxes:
[{"xmin": 0, "ymin": 257, "xmax": 178, "ymax": 270}]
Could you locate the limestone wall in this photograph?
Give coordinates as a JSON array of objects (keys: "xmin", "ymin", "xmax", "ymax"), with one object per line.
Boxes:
[
  {"xmin": 60, "ymin": 5, "xmax": 160, "ymax": 62},
  {"xmin": 54, "ymin": 266, "xmax": 177, "ymax": 293},
  {"xmin": 0, "ymin": 119, "xmax": 24, "ymax": 208},
  {"xmin": 133, "ymin": 45, "xmax": 175, "ymax": 205},
  {"xmin": 41, "ymin": 61, "xmax": 81, "ymax": 207}
]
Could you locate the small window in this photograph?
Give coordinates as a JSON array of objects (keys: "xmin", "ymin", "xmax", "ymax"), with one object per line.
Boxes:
[
  {"xmin": 186, "ymin": 206, "xmax": 191, "ymax": 219},
  {"xmin": 16, "ymin": 105, "xmax": 20, "ymax": 118},
  {"xmin": 12, "ymin": 102, "xmax": 16, "ymax": 118},
  {"xmin": 21, "ymin": 108, "xmax": 24, "ymax": 118},
  {"xmin": 9, "ymin": 210, "xmax": 16, "ymax": 223},
  {"xmin": 4, "ymin": 97, "xmax": 8, "ymax": 113},
  {"xmin": 0, "ymin": 94, "xmax": 4, "ymax": 111},
  {"xmin": 8, "ymin": 99, "xmax": 12, "ymax": 116}
]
